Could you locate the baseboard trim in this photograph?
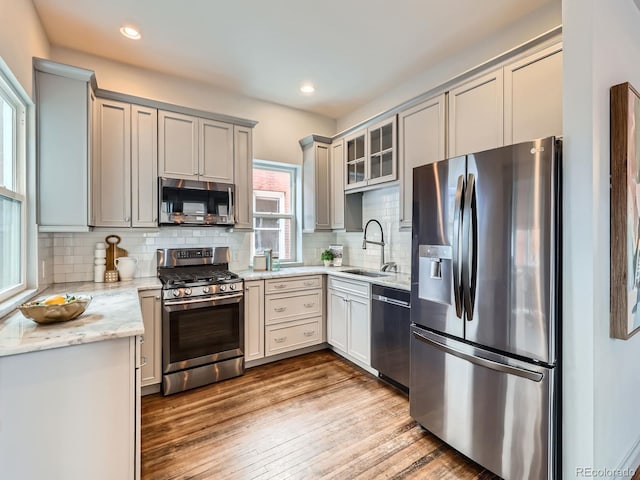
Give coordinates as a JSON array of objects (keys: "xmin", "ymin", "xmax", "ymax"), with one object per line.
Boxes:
[
  {"xmin": 245, "ymin": 343, "xmax": 327, "ymax": 369},
  {"xmin": 614, "ymin": 435, "xmax": 640, "ymax": 479}
]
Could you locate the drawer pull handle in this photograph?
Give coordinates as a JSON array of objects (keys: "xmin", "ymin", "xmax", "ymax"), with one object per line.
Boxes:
[
  {"xmin": 274, "ymin": 284, "xmax": 286, "ymax": 289},
  {"xmin": 140, "ymin": 356, "xmax": 148, "ymax": 367},
  {"xmin": 274, "ymin": 306, "xmax": 287, "ymax": 312},
  {"xmin": 304, "ymin": 303, "xmax": 314, "ymax": 308},
  {"xmin": 274, "ymin": 337, "xmax": 287, "ymax": 343},
  {"xmin": 303, "ymin": 331, "xmax": 315, "ymax": 337},
  {"xmin": 304, "ymin": 281, "xmax": 315, "ymax": 286}
]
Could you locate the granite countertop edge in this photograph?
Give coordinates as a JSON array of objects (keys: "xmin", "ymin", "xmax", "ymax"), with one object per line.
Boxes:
[
  {"xmin": 237, "ymin": 265, "xmax": 411, "ymax": 291},
  {"xmin": 0, "ymin": 277, "xmax": 162, "ymax": 358}
]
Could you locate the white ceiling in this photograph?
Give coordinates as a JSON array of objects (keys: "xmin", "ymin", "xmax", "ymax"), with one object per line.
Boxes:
[{"xmin": 32, "ymin": 0, "xmax": 558, "ymax": 119}]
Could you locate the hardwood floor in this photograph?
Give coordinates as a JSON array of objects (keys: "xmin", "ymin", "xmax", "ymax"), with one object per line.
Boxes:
[{"xmin": 141, "ymin": 350, "xmax": 500, "ymax": 479}]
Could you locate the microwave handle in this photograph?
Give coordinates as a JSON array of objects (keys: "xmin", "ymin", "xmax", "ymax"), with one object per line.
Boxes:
[{"xmin": 228, "ymin": 186, "xmax": 234, "ymax": 221}]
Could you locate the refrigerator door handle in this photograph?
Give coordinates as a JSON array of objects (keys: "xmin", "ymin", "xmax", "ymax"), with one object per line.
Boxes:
[
  {"xmin": 452, "ymin": 174, "xmax": 465, "ymax": 318},
  {"xmin": 411, "ymin": 330, "xmax": 544, "ymax": 382},
  {"xmin": 462, "ymin": 173, "xmax": 478, "ymax": 321}
]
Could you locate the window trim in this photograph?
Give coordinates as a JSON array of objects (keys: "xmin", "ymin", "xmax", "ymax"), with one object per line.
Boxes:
[
  {"xmin": 252, "ymin": 160, "xmax": 300, "ymax": 263},
  {"xmin": 0, "ymin": 58, "xmax": 29, "ymax": 303}
]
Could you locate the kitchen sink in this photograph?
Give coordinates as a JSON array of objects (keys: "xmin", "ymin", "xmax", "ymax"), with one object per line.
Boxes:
[{"xmin": 341, "ymin": 269, "xmax": 389, "ymax": 278}]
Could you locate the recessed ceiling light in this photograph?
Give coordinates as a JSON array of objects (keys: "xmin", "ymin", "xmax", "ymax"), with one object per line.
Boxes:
[
  {"xmin": 120, "ymin": 25, "xmax": 141, "ymax": 40},
  {"xmin": 300, "ymin": 84, "xmax": 315, "ymax": 94}
]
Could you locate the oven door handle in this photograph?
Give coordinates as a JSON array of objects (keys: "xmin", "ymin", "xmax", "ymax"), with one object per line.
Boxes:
[{"xmin": 163, "ymin": 293, "xmax": 243, "ymax": 312}]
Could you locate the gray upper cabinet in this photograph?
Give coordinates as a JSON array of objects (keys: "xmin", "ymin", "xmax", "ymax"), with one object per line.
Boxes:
[
  {"xmin": 448, "ymin": 68, "xmax": 504, "ymax": 157},
  {"xmin": 35, "ymin": 60, "xmax": 95, "ymax": 232},
  {"xmin": 158, "ymin": 110, "xmax": 198, "ymax": 180},
  {"xmin": 93, "ymin": 99, "xmax": 158, "ymax": 228},
  {"xmin": 93, "ymin": 99, "xmax": 131, "ymax": 227},
  {"xmin": 158, "ymin": 110, "xmax": 234, "ymax": 183},
  {"xmin": 233, "ymin": 125, "xmax": 254, "ymax": 230},
  {"xmin": 366, "ymin": 116, "xmax": 397, "ymax": 186},
  {"xmin": 301, "ymin": 136, "xmax": 331, "ymax": 232},
  {"xmin": 131, "ymin": 105, "xmax": 158, "ymax": 227},
  {"xmin": 503, "ymin": 43, "xmax": 563, "ymax": 145},
  {"xmin": 199, "ymin": 118, "xmax": 234, "ymax": 183},
  {"xmin": 330, "ymin": 139, "xmax": 345, "ymax": 230},
  {"xmin": 398, "ymin": 93, "xmax": 447, "ymax": 230},
  {"xmin": 344, "ymin": 129, "xmax": 368, "ymax": 191}
]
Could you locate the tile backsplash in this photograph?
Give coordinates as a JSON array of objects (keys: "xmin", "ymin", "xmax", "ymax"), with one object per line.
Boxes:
[
  {"xmin": 336, "ymin": 185, "xmax": 411, "ymax": 274},
  {"xmin": 48, "ymin": 186, "xmax": 412, "ymax": 283}
]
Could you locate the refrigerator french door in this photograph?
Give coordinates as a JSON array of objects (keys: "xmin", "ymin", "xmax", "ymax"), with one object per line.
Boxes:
[{"xmin": 410, "ymin": 137, "xmax": 560, "ymax": 480}]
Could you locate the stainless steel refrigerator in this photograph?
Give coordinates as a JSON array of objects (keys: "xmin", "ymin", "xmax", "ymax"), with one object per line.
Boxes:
[{"xmin": 409, "ymin": 137, "xmax": 560, "ymax": 480}]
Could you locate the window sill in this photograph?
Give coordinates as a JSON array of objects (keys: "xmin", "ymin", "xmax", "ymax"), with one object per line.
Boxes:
[{"xmin": 0, "ymin": 288, "xmax": 43, "ymax": 320}]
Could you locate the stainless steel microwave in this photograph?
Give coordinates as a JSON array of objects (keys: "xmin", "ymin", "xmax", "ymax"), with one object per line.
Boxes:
[{"xmin": 159, "ymin": 177, "xmax": 235, "ymax": 226}]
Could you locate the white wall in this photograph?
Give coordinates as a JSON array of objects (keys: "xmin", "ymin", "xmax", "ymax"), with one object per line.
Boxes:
[
  {"xmin": 50, "ymin": 47, "xmax": 336, "ymax": 165},
  {"xmin": 336, "ymin": 0, "xmax": 561, "ymax": 132},
  {"xmin": 0, "ymin": 0, "xmax": 49, "ymax": 97},
  {"xmin": 563, "ymin": 0, "xmax": 640, "ymax": 477}
]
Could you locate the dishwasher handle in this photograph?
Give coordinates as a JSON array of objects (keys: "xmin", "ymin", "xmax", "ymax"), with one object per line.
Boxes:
[{"xmin": 371, "ymin": 294, "xmax": 410, "ymax": 309}]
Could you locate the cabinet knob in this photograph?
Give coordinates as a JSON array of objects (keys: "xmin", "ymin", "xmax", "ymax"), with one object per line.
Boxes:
[
  {"xmin": 246, "ymin": 287, "xmax": 249, "ymax": 291},
  {"xmin": 140, "ymin": 356, "xmax": 148, "ymax": 367},
  {"xmin": 155, "ymin": 296, "xmax": 160, "ymax": 300},
  {"xmin": 125, "ymin": 216, "xmax": 130, "ymax": 222}
]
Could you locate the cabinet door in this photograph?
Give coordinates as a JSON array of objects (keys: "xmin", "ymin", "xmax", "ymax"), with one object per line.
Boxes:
[
  {"xmin": 347, "ymin": 294, "xmax": 371, "ymax": 365},
  {"xmin": 398, "ymin": 94, "xmax": 446, "ymax": 229},
  {"xmin": 327, "ymin": 289, "xmax": 348, "ymax": 352},
  {"xmin": 36, "ymin": 70, "xmax": 91, "ymax": 231},
  {"xmin": 158, "ymin": 110, "xmax": 198, "ymax": 180},
  {"xmin": 344, "ymin": 130, "xmax": 368, "ymax": 190},
  {"xmin": 93, "ymin": 99, "xmax": 131, "ymax": 227},
  {"xmin": 330, "ymin": 140, "xmax": 345, "ymax": 230},
  {"xmin": 367, "ymin": 116, "xmax": 397, "ymax": 186},
  {"xmin": 199, "ymin": 118, "xmax": 234, "ymax": 183},
  {"xmin": 138, "ymin": 290, "xmax": 162, "ymax": 387},
  {"xmin": 448, "ymin": 69, "xmax": 504, "ymax": 157},
  {"xmin": 504, "ymin": 44, "xmax": 563, "ymax": 144},
  {"xmin": 244, "ymin": 280, "xmax": 265, "ymax": 362},
  {"xmin": 315, "ymin": 143, "xmax": 331, "ymax": 229},
  {"xmin": 131, "ymin": 106, "xmax": 158, "ymax": 227},
  {"xmin": 233, "ymin": 125, "xmax": 254, "ymax": 229}
]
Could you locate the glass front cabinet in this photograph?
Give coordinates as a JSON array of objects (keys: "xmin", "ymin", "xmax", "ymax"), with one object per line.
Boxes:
[{"xmin": 344, "ymin": 115, "xmax": 397, "ymax": 191}]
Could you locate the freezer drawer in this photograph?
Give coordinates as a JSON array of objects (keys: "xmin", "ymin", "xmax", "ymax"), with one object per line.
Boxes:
[{"xmin": 410, "ymin": 326, "xmax": 556, "ymax": 480}]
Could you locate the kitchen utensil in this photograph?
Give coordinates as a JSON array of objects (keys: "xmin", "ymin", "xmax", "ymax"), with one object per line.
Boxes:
[
  {"xmin": 19, "ymin": 295, "xmax": 92, "ymax": 324},
  {"xmin": 105, "ymin": 235, "xmax": 128, "ymax": 271},
  {"xmin": 115, "ymin": 256, "xmax": 137, "ymax": 281}
]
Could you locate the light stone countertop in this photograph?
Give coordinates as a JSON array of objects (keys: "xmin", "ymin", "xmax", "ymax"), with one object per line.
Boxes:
[
  {"xmin": 237, "ymin": 265, "xmax": 411, "ymax": 291},
  {"xmin": 0, "ymin": 277, "xmax": 161, "ymax": 358}
]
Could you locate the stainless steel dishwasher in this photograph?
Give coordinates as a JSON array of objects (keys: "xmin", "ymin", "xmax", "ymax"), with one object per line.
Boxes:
[{"xmin": 371, "ymin": 284, "xmax": 411, "ymax": 392}]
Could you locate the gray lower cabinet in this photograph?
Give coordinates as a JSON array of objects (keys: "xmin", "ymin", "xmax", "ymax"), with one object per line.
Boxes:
[
  {"xmin": 244, "ymin": 280, "xmax": 265, "ymax": 362},
  {"xmin": 327, "ymin": 276, "xmax": 371, "ymax": 367},
  {"xmin": 93, "ymin": 98, "xmax": 158, "ymax": 227},
  {"xmin": 138, "ymin": 290, "xmax": 162, "ymax": 388},
  {"xmin": 35, "ymin": 59, "xmax": 96, "ymax": 232},
  {"xmin": 263, "ymin": 276, "xmax": 324, "ymax": 356}
]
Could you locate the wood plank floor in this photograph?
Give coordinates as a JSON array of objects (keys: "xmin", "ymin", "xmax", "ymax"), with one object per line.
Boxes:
[{"xmin": 141, "ymin": 350, "xmax": 500, "ymax": 480}]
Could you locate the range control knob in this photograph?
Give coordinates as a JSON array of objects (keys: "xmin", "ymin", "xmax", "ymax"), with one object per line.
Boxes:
[
  {"xmin": 202, "ymin": 286, "xmax": 211, "ymax": 294},
  {"xmin": 229, "ymin": 283, "xmax": 236, "ymax": 291},
  {"xmin": 184, "ymin": 288, "xmax": 192, "ymax": 296},
  {"xmin": 172, "ymin": 289, "xmax": 181, "ymax": 297},
  {"xmin": 220, "ymin": 285, "xmax": 227, "ymax": 292}
]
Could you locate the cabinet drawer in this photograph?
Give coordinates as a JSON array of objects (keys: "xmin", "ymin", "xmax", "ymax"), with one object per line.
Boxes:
[
  {"xmin": 328, "ymin": 276, "xmax": 369, "ymax": 298},
  {"xmin": 265, "ymin": 275, "xmax": 322, "ymax": 294},
  {"xmin": 265, "ymin": 289, "xmax": 323, "ymax": 325},
  {"xmin": 265, "ymin": 317, "xmax": 322, "ymax": 356}
]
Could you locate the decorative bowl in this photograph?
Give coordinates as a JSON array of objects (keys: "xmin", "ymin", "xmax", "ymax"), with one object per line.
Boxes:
[{"xmin": 18, "ymin": 295, "xmax": 92, "ymax": 325}]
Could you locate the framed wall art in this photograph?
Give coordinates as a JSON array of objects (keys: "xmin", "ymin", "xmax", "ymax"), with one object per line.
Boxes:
[{"xmin": 611, "ymin": 81, "xmax": 640, "ymax": 339}]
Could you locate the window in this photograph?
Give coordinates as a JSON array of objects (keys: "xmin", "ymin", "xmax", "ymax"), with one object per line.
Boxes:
[
  {"xmin": 0, "ymin": 67, "xmax": 27, "ymax": 302},
  {"xmin": 252, "ymin": 161, "xmax": 299, "ymax": 263}
]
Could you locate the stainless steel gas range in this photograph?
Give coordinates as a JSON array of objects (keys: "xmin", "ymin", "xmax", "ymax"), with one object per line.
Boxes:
[{"xmin": 157, "ymin": 247, "xmax": 244, "ymax": 395}]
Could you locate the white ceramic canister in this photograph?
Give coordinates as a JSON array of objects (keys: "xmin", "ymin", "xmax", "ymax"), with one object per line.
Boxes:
[
  {"xmin": 94, "ymin": 265, "xmax": 106, "ymax": 283},
  {"xmin": 115, "ymin": 256, "xmax": 137, "ymax": 281}
]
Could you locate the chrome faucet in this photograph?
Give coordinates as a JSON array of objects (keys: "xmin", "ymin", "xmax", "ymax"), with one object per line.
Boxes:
[{"xmin": 362, "ymin": 219, "xmax": 386, "ymax": 268}]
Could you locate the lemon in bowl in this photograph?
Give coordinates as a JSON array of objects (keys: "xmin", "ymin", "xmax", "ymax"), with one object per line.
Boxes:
[{"xmin": 19, "ymin": 294, "xmax": 92, "ymax": 324}]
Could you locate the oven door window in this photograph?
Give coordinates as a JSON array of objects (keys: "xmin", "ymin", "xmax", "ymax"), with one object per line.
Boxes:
[{"xmin": 166, "ymin": 301, "xmax": 241, "ymax": 367}]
